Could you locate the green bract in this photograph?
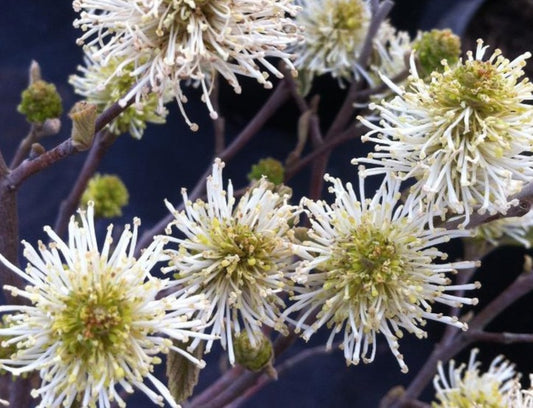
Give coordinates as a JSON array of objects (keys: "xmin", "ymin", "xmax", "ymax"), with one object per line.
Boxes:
[{"xmin": 17, "ymin": 80, "xmax": 63, "ymax": 123}]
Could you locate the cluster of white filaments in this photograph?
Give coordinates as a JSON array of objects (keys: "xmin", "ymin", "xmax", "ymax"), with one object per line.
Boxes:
[
  {"xmin": 70, "ymin": 51, "xmax": 170, "ymax": 139},
  {"xmin": 73, "ymin": 0, "xmax": 301, "ymax": 130},
  {"xmin": 163, "ymin": 159, "xmax": 299, "ymax": 365},
  {"xmin": 433, "ymin": 349, "xmax": 527, "ymax": 407},
  {"xmin": 0, "ymin": 204, "xmax": 210, "ymax": 408},
  {"xmin": 472, "ymin": 209, "xmax": 533, "ymax": 248},
  {"xmin": 369, "ymin": 21, "xmax": 411, "ymax": 83},
  {"xmin": 284, "ymin": 174, "xmax": 479, "ymax": 373},
  {"xmin": 291, "ymin": 0, "xmax": 371, "ymax": 82},
  {"xmin": 358, "ymin": 39, "xmax": 533, "ymax": 225}
]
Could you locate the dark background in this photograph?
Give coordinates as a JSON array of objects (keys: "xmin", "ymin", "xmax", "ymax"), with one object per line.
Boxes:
[{"xmin": 2, "ymin": 0, "xmax": 533, "ymax": 406}]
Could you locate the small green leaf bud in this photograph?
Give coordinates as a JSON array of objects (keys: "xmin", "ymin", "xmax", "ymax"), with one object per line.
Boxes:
[
  {"xmin": 69, "ymin": 101, "xmax": 97, "ymax": 151},
  {"xmin": 413, "ymin": 29, "xmax": 461, "ymax": 77},
  {"xmin": 17, "ymin": 80, "xmax": 63, "ymax": 123},
  {"xmin": 29, "ymin": 143, "xmax": 46, "ymax": 160},
  {"xmin": 233, "ymin": 331, "xmax": 275, "ymax": 374},
  {"xmin": 247, "ymin": 158, "xmax": 285, "ymax": 185},
  {"xmin": 80, "ymin": 174, "xmax": 129, "ymax": 219}
]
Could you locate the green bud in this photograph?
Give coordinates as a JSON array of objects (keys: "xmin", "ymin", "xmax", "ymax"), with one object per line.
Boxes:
[
  {"xmin": 17, "ymin": 80, "xmax": 63, "ymax": 123},
  {"xmin": 247, "ymin": 158, "xmax": 285, "ymax": 185},
  {"xmin": 413, "ymin": 29, "xmax": 461, "ymax": 77},
  {"xmin": 233, "ymin": 331, "xmax": 274, "ymax": 373},
  {"xmin": 69, "ymin": 101, "xmax": 97, "ymax": 151},
  {"xmin": 80, "ymin": 174, "xmax": 129, "ymax": 219}
]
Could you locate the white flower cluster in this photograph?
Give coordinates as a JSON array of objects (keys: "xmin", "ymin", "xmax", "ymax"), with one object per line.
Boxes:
[
  {"xmin": 72, "ymin": 0, "xmax": 301, "ymax": 130},
  {"xmin": 433, "ymin": 349, "xmax": 533, "ymax": 408},
  {"xmin": 291, "ymin": 0, "xmax": 411, "ymax": 86},
  {"xmin": 0, "ymin": 204, "xmax": 210, "ymax": 408},
  {"xmin": 4, "ymin": 0, "xmax": 533, "ymax": 403},
  {"xmin": 159, "ymin": 161, "xmax": 479, "ymax": 373},
  {"xmin": 284, "ymin": 174, "xmax": 478, "ymax": 372},
  {"xmin": 0, "ymin": 156, "xmax": 483, "ymax": 406},
  {"xmin": 358, "ymin": 40, "xmax": 533, "ymax": 226},
  {"xmin": 163, "ymin": 159, "xmax": 300, "ymax": 365}
]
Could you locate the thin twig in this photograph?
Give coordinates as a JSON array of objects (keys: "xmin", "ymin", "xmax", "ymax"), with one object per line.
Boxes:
[
  {"xmin": 185, "ymin": 366, "xmax": 245, "ymax": 407},
  {"xmin": 285, "ymin": 124, "xmax": 363, "ymax": 180},
  {"xmin": 466, "ymin": 330, "xmax": 533, "ymax": 344},
  {"xmin": 7, "ymin": 97, "xmax": 134, "ymax": 190},
  {"xmin": 54, "ymin": 129, "xmax": 118, "ymax": 237},
  {"xmin": 10, "ymin": 119, "xmax": 61, "ymax": 169},
  {"xmin": 389, "ymin": 269, "xmax": 533, "ymax": 407},
  {"xmin": 225, "ymin": 344, "xmax": 337, "ymax": 408}
]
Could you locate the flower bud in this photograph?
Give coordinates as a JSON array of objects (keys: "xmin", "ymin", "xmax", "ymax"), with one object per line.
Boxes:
[
  {"xmin": 29, "ymin": 143, "xmax": 46, "ymax": 160},
  {"xmin": 29, "ymin": 60, "xmax": 42, "ymax": 84},
  {"xmin": 80, "ymin": 174, "xmax": 129, "ymax": 219},
  {"xmin": 413, "ymin": 29, "xmax": 461, "ymax": 77},
  {"xmin": 69, "ymin": 101, "xmax": 97, "ymax": 151},
  {"xmin": 247, "ymin": 157, "xmax": 285, "ymax": 185},
  {"xmin": 233, "ymin": 331, "xmax": 275, "ymax": 375},
  {"xmin": 17, "ymin": 79, "xmax": 63, "ymax": 124}
]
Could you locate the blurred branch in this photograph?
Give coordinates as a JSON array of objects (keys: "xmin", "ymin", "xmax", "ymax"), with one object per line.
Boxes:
[{"xmin": 466, "ymin": 330, "xmax": 533, "ymax": 344}]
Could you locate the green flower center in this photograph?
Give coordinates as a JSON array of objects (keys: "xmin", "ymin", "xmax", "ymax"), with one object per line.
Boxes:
[
  {"xmin": 158, "ymin": 0, "xmax": 222, "ymax": 38},
  {"xmin": 430, "ymin": 60, "xmax": 517, "ymax": 117},
  {"xmin": 207, "ymin": 219, "xmax": 277, "ymax": 284},
  {"xmin": 309, "ymin": 0, "xmax": 369, "ymax": 55},
  {"xmin": 53, "ymin": 281, "xmax": 133, "ymax": 364},
  {"xmin": 325, "ymin": 223, "xmax": 405, "ymax": 300},
  {"xmin": 330, "ymin": 0, "xmax": 367, "ymax": 32}
]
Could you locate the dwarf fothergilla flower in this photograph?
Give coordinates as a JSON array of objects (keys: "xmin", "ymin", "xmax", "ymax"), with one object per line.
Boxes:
[
  {"xmin": 358, "ymin": 40, "xmax": 533, "ymax": 225},
  {"xmin": 73, "ymin": 0, "xmax": 301, "ymax": 130},
  {"xmin": 163, "ymin": 159, "xmax": 300, "ymax": 365},
  {"xmin": 0, "ymin": 204, "xmax": 210, "ymax": 408},
  {"xmin": 284, "ymin": 173, "xmax": 479, "ymax": 373}
]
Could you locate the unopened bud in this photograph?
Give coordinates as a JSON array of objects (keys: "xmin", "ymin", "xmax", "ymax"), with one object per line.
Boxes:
[
  {"xmin": 17, "ymin": 80, "xmax": 63, "ymax": 124},
  {"xmin": 39, "ymin": 118, "xmax": 61, "ymax": 137},
  {"xmin": 80, "ymin": 173, "xmax": 129, "ymax": 218},
  {"xmin": 233, "ymin": 331, "xmax": 275, "ymax": 376},
  {"xmin": 413, "ymin": 29, "xmax": 461, "ymax": 77},
  {"xmin": 248, "ymin": 157, "xmax": 285, "ymax": 186},
  {"xmin": 69, "ymin": 101, "xmax": 97, "ymax": 151},
  {"xmin": 29, "ymin": 143, "xmax": 46, "ymax": 160},
  {"xmin": 29, "ymin": 60, "xmax": 42, "ymax": 85}
]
